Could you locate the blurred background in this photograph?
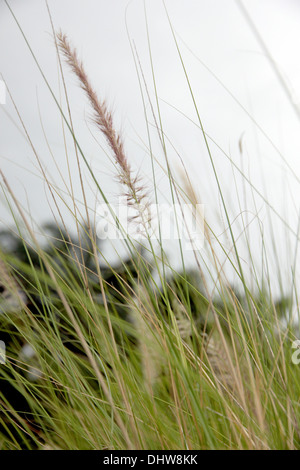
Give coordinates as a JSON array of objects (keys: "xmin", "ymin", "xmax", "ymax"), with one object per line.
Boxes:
[{"xmin": 1, "ymin": 0, "xmax": 300, "ymax": 294}]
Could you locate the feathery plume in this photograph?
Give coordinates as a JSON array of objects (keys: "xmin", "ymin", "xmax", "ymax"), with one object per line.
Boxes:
[
  {"xmin": 0, "ymin": 253, "xmax": 26, "ymax": 314},
  {"xmin": 57, "ymin": 32, "xmax": 146, "ymax": 208},
  {"xmin": 130, "ymin": 285, "xmax": 163, "ymax": 390}
]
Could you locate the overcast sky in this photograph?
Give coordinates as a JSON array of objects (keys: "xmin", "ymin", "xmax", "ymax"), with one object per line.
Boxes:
[{"xmin": 1, "ymin": 0, "xmax": 300, "ymax": 291}]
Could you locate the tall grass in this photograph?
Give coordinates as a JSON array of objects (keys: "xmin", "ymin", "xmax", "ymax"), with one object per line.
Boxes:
[{"xmin": 0, "ymin": 1, "xmax": 299, "ymax": 450}]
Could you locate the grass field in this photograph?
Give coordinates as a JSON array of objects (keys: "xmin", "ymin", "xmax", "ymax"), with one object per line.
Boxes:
[{"xmin": 0, "ymin": 1, "xmax": 299, "ymax": 450}]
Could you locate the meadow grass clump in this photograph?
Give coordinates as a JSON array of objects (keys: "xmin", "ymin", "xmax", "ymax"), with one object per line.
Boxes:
[{"xmin": 0, "ymin": 4, "xmax": 300, "ymax": 450}]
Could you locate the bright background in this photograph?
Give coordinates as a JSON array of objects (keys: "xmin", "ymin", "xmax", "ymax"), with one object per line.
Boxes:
[{"xmin": 1, "ymin": 0, "xmax": 300, "ymax": 293}]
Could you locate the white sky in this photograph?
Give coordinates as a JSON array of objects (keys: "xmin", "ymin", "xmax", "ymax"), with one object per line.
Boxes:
[{"xmin": 1, "ymin": 0, "xmax": 300, "ymax": 293}]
